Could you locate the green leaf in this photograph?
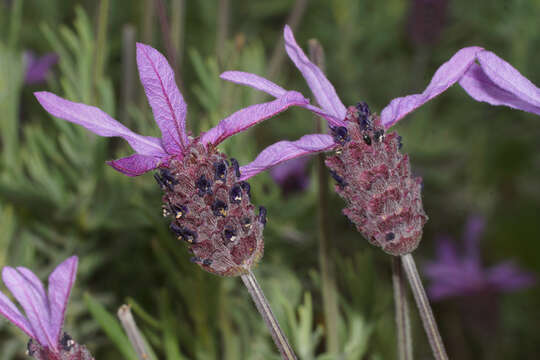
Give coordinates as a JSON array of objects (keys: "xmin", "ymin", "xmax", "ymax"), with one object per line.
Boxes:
[{"xmin": 84, "ymin": 292, "xmax": 140, "ymax": 360}]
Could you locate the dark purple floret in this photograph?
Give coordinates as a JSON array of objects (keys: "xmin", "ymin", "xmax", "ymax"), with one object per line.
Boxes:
[
  {"xmin": 329, "ymin": 169, "xmax": 347, "ymax": 188},
  {"xmin": 331, "ymin": 126, "xmax": 350, "ymax": 145},
  {"xmin": 230, "ymin": 184, "xmax": 243, "ymax": 203},
  {"xmin": 214, "ymin": 160, "xmax": 228, "ymax": 181},
  {"xmin": 212, "ymin": 200, "xmax": 228, "ymax": 217},
  {"xmin": 240, "ymin": 181, "xmax": 251, "ymax": 199},
  {"xmin": 196, "ymin": 175, "xmax": 212, "ymax": 196},
  {"xmin": 230, "ymin": 158, "xmax": 241, "ymax": 178},
  {"xmin": 258, "ymin": 206, "xmax": 267, "ymax": 225}
]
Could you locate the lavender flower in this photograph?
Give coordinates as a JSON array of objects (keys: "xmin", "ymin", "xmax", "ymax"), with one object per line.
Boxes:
[
  {"xmin": 269, "ymin": 156, "xmax": 310, "ymax": 195},
  {"xmin": 0, "ymin": 256, "xmax": 94, "ymax": 359},
  {"xmin": 221, "ymin": 25, "xmax": 540, "ymax": 255},
  {"xmin": 35, "ymin": 44, "xmax": 307, "ymax": 276},
  {"xmin": 424, "ymin": 216, "xmax": 535, "ymax": 301},
  {"xmin": 24, "ymin": 52, "xmax": 58, "ymax": 85}
]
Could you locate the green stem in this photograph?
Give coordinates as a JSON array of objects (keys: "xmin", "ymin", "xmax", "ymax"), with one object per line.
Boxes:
[
  {"xmin": 94, "ymin": 0, "xmax": 109, "ymax": 93},
  {"xmin": 392, "ymin": 256, "xmax": 413, "ymax": 360},
  {"xmin": 401, "ymin": 253, "xmax": 448, "ymax": 360},
  {"xmin": 308, "ymin": 39, "xmax": 340, "ymax": 354},
  {"xmin": 241, "ymin": 270, "xmax": 297, "ymax": 360}
]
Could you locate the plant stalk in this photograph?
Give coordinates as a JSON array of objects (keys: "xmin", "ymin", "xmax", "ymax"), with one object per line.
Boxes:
[
  {"xmin": 309, "ymin": 39, "xmax": 340, "ymax": 355},
  {"xmin": 392, "ymin": 256, "xmax": 413, "ymax": 360},
  {"xmin": 401, "ymin": 253, "xmax": 448, "ymax": 360},
  {"xmin": 117, "ymin": 304, "xmax": 155, "ymax": 360},
  {"xmin": 241, "ymin": 270, "xmax": 298, "ymax": 360}
]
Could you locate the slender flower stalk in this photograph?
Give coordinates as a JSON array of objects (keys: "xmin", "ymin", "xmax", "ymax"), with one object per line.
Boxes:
[
  {"xmin": 0, "ymin": 256, "xmax": 94, "ymax": 360},
  {"xmin": 117, "ymin": 305, "xmax": 154, "ymax": 360},
  {"xmin": 308, "ymin": 38, "xmax": 339, "ymax": 355},
  {"xmin": 35, "ymin": 43, "xmax": 302, "ymax": 357},
  {"xmin": 401, "ymin": 253, "xmax": 448, "ymax": 360},
  {"xmin": 392, "ymin": 256, "xmax": 413, "ymax": 360},
  {"xmin": 241, "ymin": 270, "xmax": 297, "ymax": 360},
  {"xmin": 220, "ymin": 25, "xmax": 540, "ymax": 359}
]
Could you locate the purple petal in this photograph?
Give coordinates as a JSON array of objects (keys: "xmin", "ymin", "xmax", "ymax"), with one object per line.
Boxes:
[
  {"xmin": 380, "ymin": 46, "xmax": 484, "ymax": 128},
  {"xmin": 238, "ymin": 134, "xmax": 335, "ymax": 181},
  {"xmin": 487, "ymin": 261, "xmax": 536, "ymax": 292},
  {"xmin": 284, "ymin": 25, "xmax": 347, "ymax": 120},
  {"xmin": 220, "ymin": 71, "xmax": 287, "ymax": 98},
  {"xmin": 136, "ymin": 43, "xmax": 189, "ymax": 153},
  {"xmin": 2, "ymin": 267, "xmax": 55, "ymax": 349},
  {"xmin": 0, "ymin": 291, "xmax": 34, "ymax": 339},
  {"xmin": 199, "ymin": 91, "xmax": 309, "ymax": 146},
  {"xmin": 34, "ymin": 92, "xmax": 167, "ymax": 157},
  {"xmin": 107, "ymin": 154, "xmax": 168, "ymax": 176},
  {"xmin": 47, "ymin": 256, "xmax": 78, "ymax": 344},
  {"xmin": 220, "ymin": 71, "xmax": 344, "ymax": 127},
  {"xmin": 24, "ymin": 52, "xmax": 58, "ymax": 85},
  {"xmin": 459, "ymin": 54, "xmax": 540, "ymax": 115}
]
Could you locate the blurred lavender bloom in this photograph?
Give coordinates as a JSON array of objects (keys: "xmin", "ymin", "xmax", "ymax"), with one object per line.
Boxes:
[
  {"xmin": 0, "ymin": 256, "xmax": 94, "ymax": 359},
  {"xmin": 24, "ymin": 52, "xmax": 58, "ymax": 85},
  {"xmin": 270, "ymin": 156, "xmax": 310, "ymax": 195},
  {"xmin": 424, "ymin": 216, "xmax": 535, "ymax": 301},
  {"xmin": 407, "ymin": 0, "xmax": 449, "ymax": 46}
]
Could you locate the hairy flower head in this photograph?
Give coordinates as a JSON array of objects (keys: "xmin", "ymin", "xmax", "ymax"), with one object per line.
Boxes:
[{"xmin": 35, "ymin": 44, "xmax": 307, "ymax": 275}]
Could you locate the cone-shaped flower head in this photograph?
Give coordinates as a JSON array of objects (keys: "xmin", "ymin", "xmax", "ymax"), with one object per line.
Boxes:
[
  {"xmin": 424, "ymin": 215, "xmax": 535, "ymax": 301},
  {"xmin": 35, "ymin": 44, "xmax": 308, "ymax": 276},
  {"xmin": 0, "ymin": 256, "xmax": 93, "ymax": 359},
  {"xmin": 221, "ymin": 25, "xmax": 540, "ymax": 256}
]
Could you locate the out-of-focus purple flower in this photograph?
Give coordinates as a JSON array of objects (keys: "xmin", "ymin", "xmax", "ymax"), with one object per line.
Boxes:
[
  {"xmin": 24, "ymin": 52, "xmax": 58, "ymax": 85},
  {"xmin": 0, "ymin": 257, "xmax": 94, "ymax": 359},
  {"xmin": 407, "ymin": 0, "xmax": 449, "ymax": 46},
  {"xmin": 424, "ymin": 216, "xmax": 535, "ymax": 301},
  {"xmin": 34, "ymin": 43, "xmax": 307, "ymax": 177},
  {"xmin": 220, "ymin": 25, "xmax": 540, "ymax": 179},
  {"xmin": 269, "ymin": 156, "xmax": 310, "ymax": 195}
]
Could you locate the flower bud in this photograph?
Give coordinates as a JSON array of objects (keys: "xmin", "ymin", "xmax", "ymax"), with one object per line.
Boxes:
[{"xmin": 325, "ymin": 105, "xmax": 428, "ymax": 255}]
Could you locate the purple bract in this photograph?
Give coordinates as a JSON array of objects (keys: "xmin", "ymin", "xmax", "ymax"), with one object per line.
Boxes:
[
  {"xmin": 424, "ymin": 215, "xmax": 535, "ymax": 301},
  {"xmin": 269, "ymin": 156, "xmax": 310, "ymax": 195}
]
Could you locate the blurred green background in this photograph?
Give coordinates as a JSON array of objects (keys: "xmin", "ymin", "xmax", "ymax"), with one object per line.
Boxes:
[{"xmin": 1, "ymin": 0, "xmax": 539, "ymax": 359}]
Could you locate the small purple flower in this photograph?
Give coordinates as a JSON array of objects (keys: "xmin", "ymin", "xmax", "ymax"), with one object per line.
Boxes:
[
  {"xmin": 0, "ymin": 256, "xmax": 93, "ymax": 359},
  {"xmin": 24, "ymin": 52, "xmax": 58, "ymax": 85},
  {"xmin": 269, "ymin": 156, "xmax": 310, "ymax": 195},
  {"xmin": 35, "ymin": 44, "xmax": 307, "ymax": 276},
  {"xmin": 424, "ymin": 216, "xmax": 535, "ymax": 301},
  {"xmin": 221, "ymin": 25, "xmax": 540, "ymax": 255}
]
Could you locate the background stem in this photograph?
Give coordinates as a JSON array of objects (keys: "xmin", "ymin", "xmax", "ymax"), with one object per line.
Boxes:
[
  {"xmin": 401, "ymin": 253, "xmax": 448, "ymax": 360},
  {"xmin": 241, "ymin": 270, "xmax": 298, "ymax": 360},
  {"xmin": 392, "ymin": 256, "xmax": 413, "ymax": 360},
  {"xmin": 308, "ymin": 39, "xmax": 340, "ymax": 355}
]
